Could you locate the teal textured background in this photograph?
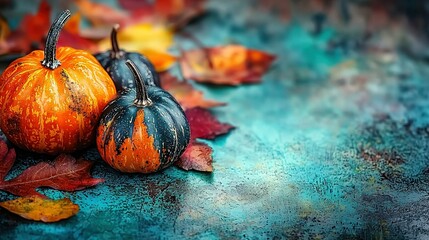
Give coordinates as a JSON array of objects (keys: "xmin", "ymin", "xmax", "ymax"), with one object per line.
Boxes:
[{"xmin": 1, "ymin": 0, "xmax": 429, "ymax": 239}]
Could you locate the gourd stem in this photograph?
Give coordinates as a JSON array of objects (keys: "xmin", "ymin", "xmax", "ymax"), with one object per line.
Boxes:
[
  {"xmin": 125, "ymin": 60, "xmax": 152, "ymax": 107},
  {"xmin": 41, "ymin": 10, "xmax": 71, "ymax": 70},
  {"xmin": 110, "ymin": 24, "xmax": 123, "ymax": 59}
]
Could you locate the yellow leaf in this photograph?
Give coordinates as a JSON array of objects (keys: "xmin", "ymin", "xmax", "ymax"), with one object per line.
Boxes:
[
  {"xmin": 140, "ymin": 49, "xmax": 177, "ymax": 72},
  {"xmin": 98, "ymin": 24, "xmax": 174, "ymax": 53},
  {"xmin": 0, "ymin": 196, "xmax": 79, "ymax": 222}
]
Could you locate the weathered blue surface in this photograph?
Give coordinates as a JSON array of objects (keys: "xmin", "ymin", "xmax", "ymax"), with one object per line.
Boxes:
[{"xmin": 1, "ymin": 1, "xmax": 429, "ymax": 239}]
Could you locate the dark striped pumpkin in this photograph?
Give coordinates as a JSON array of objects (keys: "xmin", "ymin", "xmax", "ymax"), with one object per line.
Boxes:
[
  {"xmin": 96, "ymin": 60, "xmax": 190, "ymax": 173},
  {"xmin": 94, "ymin": 25, "xmax": 160, "ymax": 91}
]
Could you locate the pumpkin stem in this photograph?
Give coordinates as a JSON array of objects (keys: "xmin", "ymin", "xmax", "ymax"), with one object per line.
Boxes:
[
  {"xmin": 41, "ymin": 10, "xmax": 71, "ymax": 70},
  {"xmin": 110, "ymin": 24, "xmax": 124, "ymax": 59},
  {"xmin": 125, "ymin": 60, "xmax": 152, "ymax": 107}
]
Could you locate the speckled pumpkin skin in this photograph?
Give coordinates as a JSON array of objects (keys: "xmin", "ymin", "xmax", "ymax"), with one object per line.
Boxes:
[
  {"xmin": 95, "ymin": 51, "xmax": 160, "ymax": 90},
  {"xmin": 96, "ymin": 86, "xmax": 190, "ymax": 173},
  {"xmin": 0, "ymin": 47, "xmax": 117, "ymax": 154}
]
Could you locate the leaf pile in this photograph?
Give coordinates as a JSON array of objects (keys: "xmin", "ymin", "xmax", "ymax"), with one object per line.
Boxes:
[{"xmin": 0, "ymin": 141, "xmax": 103, "ymax": 222}]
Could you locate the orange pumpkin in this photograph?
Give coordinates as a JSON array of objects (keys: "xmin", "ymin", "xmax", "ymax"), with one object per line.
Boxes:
[{"xmin": 0, "ymin": 10, "xmax": 117, "ymax": 154}]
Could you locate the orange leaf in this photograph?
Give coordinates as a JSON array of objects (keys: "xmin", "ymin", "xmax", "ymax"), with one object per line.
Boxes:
[
  {"xmin": 74, "ymin": 0, "xmax": 129, "ymax": 26},
  {"xmin": 0, "ymin": 196, "xmax": 79, "ymax": 222},
  {"xmin": 176, "ymin": 141, "xmax": 213, "ymax": 172},
  {"xmin": 160, "ymin": 73, "xmax": 225, "ymax": 109},
  {"xmin": 0, "ymin": 16, "xmax": 10, "ymax": 41},
  {"xmin": 119, "ymin": 0, "xmax": 206, "ymax": 28},
  {"xmin": 155, "ymin": 0, "xmax": 186, "ymax": 17},
  {"xmin": 63, "ymin": 13, "xmax": 81, "ymax": 35},
  {"xmin": 180, "ymin": 44, "xmax": 276, "ymax": 85},
  {"xmin": 140, "ymin": 49, "xmax": 177, "ymax": 72}
]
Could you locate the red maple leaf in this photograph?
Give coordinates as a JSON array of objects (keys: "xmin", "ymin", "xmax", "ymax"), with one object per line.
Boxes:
[
  {"xmin": 0, "ymin": 141, "xmax": 104, "ymax": 198},
  {"xmin": 20, "ymin": 0, "xmax": 51, "ymax": 43},
  {"xmin": 185, "ymin": 107, "xmax": 235, "ymax": 140},
  {"xmin": 175, "ymin": 141, "xmax": 213, "ymax": 172}
]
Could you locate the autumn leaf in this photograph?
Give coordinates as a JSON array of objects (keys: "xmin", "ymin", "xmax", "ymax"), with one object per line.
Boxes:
[
  {"xmin": 140, "ymin": 49, "xmax": 177, "ymax": 72},
  {"xmin": 20, "ymin": 0, "xmax": 51, "ymax": 44},
  {"xmin": 154, "ymin": 0, "xmax": 207, "ymax": 29},
  {"xmin": 0, "ymin": 16, "xmax": 10, "ymax": 41},
  {"xmin": 57, "ymin": 13, "xmax": 99, "ymax": 53},
  {"xmin": 79, "ymin": 26, "xmax": 114, "ymax": 40},
  {"xmin": 0, "ymin": 151, "xmax": 104, "ymax": 198},
  {"xmin": 0, "ymin": 140, "xmax": 15, "ymax": 182},
  {"xmin": 185, "ymin": 107, "xmax": 235, "ymax": 140},
  {"xmin": 0, "ymin": 0, "xmax": 50, "ymax": 54},
  {"xmin": 118, "ymin": 0, "xmax": 150, "ymax": 10},
  {"xmin": 160, "ymin": 73, "xmax": 225, "ymax": 109},
  {"xmin": 0, "ymin": 196, "xmax": 79, "ymax": 222},
  {"xmin": 98, "ymin": 23, "xmax": 173, "ymax": 53},
  {"xmin": 176, "ymin": 141, "xmax": 213, "ymax": 172},
  {"xmin": 96, "ymin": 23, "xmax": 174, "ymax": 69},
  {"xmin": 119, "ymin": 0, "xmax": 206, "ymax": 29},
  {"xmin": 58, "ymin": 30, "xmax": 100, "ymax": 53},
  {"xmin": 180, "ymin": 44, "xmax": 276, "ymax": 85},
  {"xmin": 63, "ymin": 13, "xmax": 81, "ymax": 35},
  {"xmin": 176, "ymin": 108, "xmax": 233, "ymax": 172},
  {"xmin": 55, "ymin": 12, "xmax": 102, "ymax": 53},
  {"xmin": 73, "ymin": 0, "xmax": 129, "ymax": 27}
]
